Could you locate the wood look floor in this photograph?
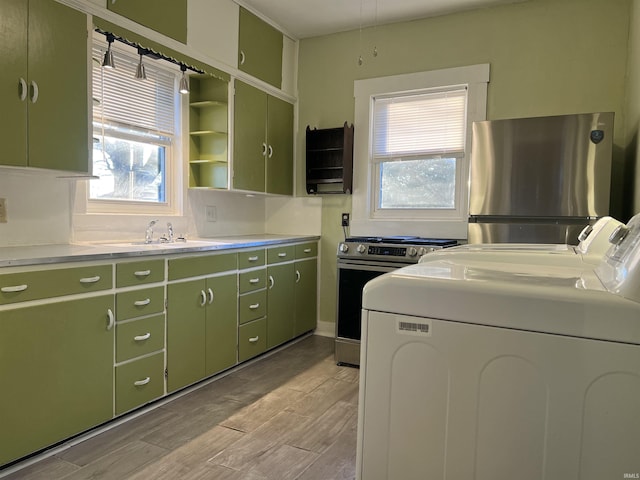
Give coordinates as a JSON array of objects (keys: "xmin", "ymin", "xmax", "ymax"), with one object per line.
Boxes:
[{"xmin": 2, "ymin": 335, "xmax": 359, "ymax": 480}]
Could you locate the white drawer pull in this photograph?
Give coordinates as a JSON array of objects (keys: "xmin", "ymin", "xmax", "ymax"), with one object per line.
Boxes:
[
  {"xmin": 1, "ymin": 284, "xmax": 28, "ymax": 293},
  {"xmin": 134, "ymin": 332, "xmax": 151, "ymax": 341},
  {"xmin": 249, "ymin": 303, "xmax": 260, "ymax": 310},
  {"xmin": 303, "ymin": 248, "xmax": 312, "ymax": 253},
  {"xmin": 107, "ymin": 309, "xmax": 115, "ymax": 331},
  {"xmin": 200, "ymin": 290, "xmax": 207, "ymax": 307},
  {"xmin": 278, "ymin": 252, "xmax": 287, "ymax": 258},
  {"xmin": 295, "ymin": 270, "xmax": 301, "ymax": 283},
  {"xmin": 248, "ymin": 256, "xmax": 259, "ymax": 262},
  {"xmin": 134, "ymin": 377, "xmax": 150, "ymax": 386},
  {"xmin": 249, "ymin": 278, "xmax": 260, "ymax": 284},
  {"xmin": 134, "ymin": 270, "xmax": 151, "ymax": 277},
  {"xmin": 134, "ymin": 298, "xmax": 151, "ymax": 306},
  {"xmin": 80, "ymin": 276, "xmax": 101, "ymax": 284},
  {"xmin": 208, "ymin": 288, "xmax": 214, "ymax": 305},
  {"xmin": 269, "ymin": 275, "xmax": 275, "ymax": 289},
  {"xmin": 248, "ymin": 336, "xmax": 259, "ymax": 343}
]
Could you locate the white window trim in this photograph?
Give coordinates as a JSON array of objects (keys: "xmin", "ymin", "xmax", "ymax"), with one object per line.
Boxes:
[{"xmin": 352, "ymin": 64, "xmax": 490, "ymax": 239}]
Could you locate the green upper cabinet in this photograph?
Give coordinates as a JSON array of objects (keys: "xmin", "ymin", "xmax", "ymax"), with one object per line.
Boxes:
[
  {"xmin": 0, "ymin": 0, "xmax": 88, "ymax": 172},
  {"xmin": 107, "ymin": 0, "xmax": 187, "ymax": 44},
  {"xmin": 238, "ymin": 7, "xmax": 283, "ymax": 89},
  {"xmin": 233, "ymin": 80, "xmax": 293, "ymax": 195}
]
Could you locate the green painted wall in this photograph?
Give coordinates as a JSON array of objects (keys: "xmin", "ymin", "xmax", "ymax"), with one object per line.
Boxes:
[{"xmin": 296, "ymin": 0, "xmax": 631, "ymax": 326}]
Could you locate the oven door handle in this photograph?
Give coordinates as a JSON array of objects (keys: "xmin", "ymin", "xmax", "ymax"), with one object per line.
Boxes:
[{"xmin": 337, "ymin": 261, "xmax": 399, "ymax": 272}]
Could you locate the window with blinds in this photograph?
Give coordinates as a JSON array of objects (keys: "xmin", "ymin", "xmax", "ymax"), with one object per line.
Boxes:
[
  {"xmin": 372, "ymin": 87, "xmax": 467, "ymax": 210},
  {"xmin": 90, "ymin": 37, "xmax": 178, "ymax": 207}
]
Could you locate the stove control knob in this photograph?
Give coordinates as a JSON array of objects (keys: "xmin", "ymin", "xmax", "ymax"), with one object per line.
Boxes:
[
  {"xmin": 339, "ymin": 243, "xmax": 349, "ymax": 253},
  {"xmin": 417, "ymin": 247, "xmax": 428, "ymax": 257},
  {"xmin": 407, "ymin": 246, "xmax": 418, "ymax": 257},
  {"xmin": 357, "ymin": 244, "xmax": 366, "ymax": 254},
  {"xmin": 609, "ymin": 225, "xmax": 630, "ymax": 246}
]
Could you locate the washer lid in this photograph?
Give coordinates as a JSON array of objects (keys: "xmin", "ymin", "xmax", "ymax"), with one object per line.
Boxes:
[{"xmin": 363, "ymin": 258, "xmax": 640, "ymax": 345}]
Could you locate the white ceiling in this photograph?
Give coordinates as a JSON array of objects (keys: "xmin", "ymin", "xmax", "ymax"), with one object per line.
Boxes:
[{"xmin": 238, "ymin": 0, "xmax": 529, "ymax": 39}]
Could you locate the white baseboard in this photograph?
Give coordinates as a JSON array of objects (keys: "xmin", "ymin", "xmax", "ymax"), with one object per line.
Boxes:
[{"xmin": 314, "ymin": 320, "xmax": 335, "ymax": 338}]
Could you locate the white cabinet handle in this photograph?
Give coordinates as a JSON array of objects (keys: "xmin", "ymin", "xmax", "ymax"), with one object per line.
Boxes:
[
  {"xmin": 134, "ymin": 332, "xmax": 151, "ymax": 341},
  {"xmin": 80, "ymin": 276, "xmax": 101, "ymax": 284},
  {"xmin": 200, "ymin": 290, "xmax": 207, "ymax": 307},
  {"xmin": 268, "ymin": 145, "xmax": 273, "ymax": 158},
  {"xmin": 269, "ymin": 275, "xmax": 274, "ymax": 289},
  {"xmin": 239, "ymin": 50, "xmax": 246, "ymax": 65},
  {"xmin": 134, "ymin": 298, "xmax": 151, "ymax": 306},
  {"xmin": 248, "ymin": 336, "xmax": 259, "ymax": 343},
  {"xmin": 278, "ymin": 252, "xmax": 287, "ymax": 258},
  {"xmin": 107, "ymin": 309, "xmax": 115, "ymax": 331},
  {"xmin": 249, "ymin": 303, "xmax": 260, "ymax": 310},
  {"xmin": 248, "ymin": 256, "xmax": 259, "ymax": 262},
  {"xmin": 30, "ymin": 81, "xmax": 39, "ymax": 103},
  {"xmin": 304, "ymin": 248, "xmax": 312, "ymax": 253},
  {"xmin": 249, "ymin": 278, "xmax": 260, "ymax": 284},
  {"xmin": 134, "ymin": 377, "xmax": 150, "ymax": 386},
  {"xmin": 18, "ymin": 78, "xmax": 27, "ymax": 101},
  {"xmin": 262, "ymin": 142, "xmax": 267, "ymax": 156},
  {"xmin": 134, "ymin": 270, "xmax": 151, "ymax": 277},
  {"xmin": 296, "ymin": 270, "xmax": 301, "ymax": 283},
  {"xmin": 208, "ymin": 287, "xmax": 214, "ymax": 305},
  {"xmin": 1, "ymin": 284, "xmax": 28, "ymax": 293}
]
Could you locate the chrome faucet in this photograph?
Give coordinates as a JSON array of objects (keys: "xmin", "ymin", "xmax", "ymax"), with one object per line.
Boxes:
[
  {"xmin": 167, "ymin": 222, "xmax": 174, "ymax": 243},
  {"xmin": 144, "ymin": 220, "xmax": 158, "ymax": 244}
]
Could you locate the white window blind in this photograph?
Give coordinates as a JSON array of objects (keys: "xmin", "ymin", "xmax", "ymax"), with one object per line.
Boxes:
[
  {"xmin": 372, "ymin": 87, "xmax": 467, "ymax": 163},
  {"xmin": 92, "ymin": 42, "xmax": 176, "ymax": 136}
]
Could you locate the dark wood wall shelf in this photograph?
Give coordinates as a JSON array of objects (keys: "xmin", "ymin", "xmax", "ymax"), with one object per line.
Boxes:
[{"xmin": 306, "ymin": 122, "xmax": 354, "ymax": 194}]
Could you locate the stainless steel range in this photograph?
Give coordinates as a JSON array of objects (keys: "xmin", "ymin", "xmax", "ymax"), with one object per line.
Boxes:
[{"xmin": 335, "ymin": 236, "xmax": 457, "ymax": 366}]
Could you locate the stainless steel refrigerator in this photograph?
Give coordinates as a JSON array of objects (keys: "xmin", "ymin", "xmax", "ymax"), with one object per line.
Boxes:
[{"xmin": 468, "ymin": 112, "xmax": 614, "ymax": 245}]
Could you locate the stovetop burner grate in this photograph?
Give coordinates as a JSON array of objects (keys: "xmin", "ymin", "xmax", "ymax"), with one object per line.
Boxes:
[{"xmin": 345, "ymin": 236, "xmax": 458, "ymax": 247}]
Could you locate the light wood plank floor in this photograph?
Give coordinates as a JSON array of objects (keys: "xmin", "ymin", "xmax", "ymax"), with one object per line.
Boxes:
[{"xmin": 2, "ymin": 335, "xmax": 359, "ymax": 480}]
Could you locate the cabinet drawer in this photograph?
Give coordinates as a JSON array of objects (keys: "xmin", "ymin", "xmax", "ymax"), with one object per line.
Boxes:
[
  {"xmin": 0, "ymin": 264, "xmax": 112, "ymax": 305},
  {"xmin": 116, "ymin": 259, "xmax": 165, "ymax": 287},
  {"xmin": 115, "ymin": 352, "xmax": 165, "ymax": 415},
  {"xmin": 238, "ymin": 317, "xmax": 267, "ymax": 362},
  {"xmin": 239, "ymin": 269, "xmax": 266, "ymax": 294},
  {"xmin": 116, "ymin": 314, "xmax": 165, "ymax": 363},
  {"xmin": 168, "ymin": 252, "xmax": 237, "ymax": 280},
  {"xmin": 238, "ymin": 249, "xmax": 265, "ymax": 269},
  {"xmin": 239, "ymin": 289, "xmax": 266, "ymax": 324},
  {"xmin": 116, "ymin": 286, "xmax": 164, "ymax": 321},
  {"xmin": 267, "ymin": 245, "xmax": 295, "ymax": 264},
  {"xmin": 296, "ymin": 242, "xmax": 317, "ymax": 259}
]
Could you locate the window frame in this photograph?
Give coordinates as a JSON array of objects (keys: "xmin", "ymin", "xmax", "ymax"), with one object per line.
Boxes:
[
  {"xmin": 84, "ymin": 33, "xmax": 183, "ymax": 217},
  {"xmin": 352, "ymin": 64, "xmax": 490, "ymax": 239}
]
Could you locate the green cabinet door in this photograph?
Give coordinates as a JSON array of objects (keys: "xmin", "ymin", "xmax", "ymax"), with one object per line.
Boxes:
[
  {"xmin": 266, "ymin": 95, "xmax": 294, "ymax": 195},
  {"xmin": 294, "ymin": 259, "xmax": 317, "ymax": 336},
  {"xmin": 0, "ymin": 295, "xmax": 114, "ymax": 466},
  {"xmin": 28, "ymin": 0, "xmax": 88, "ymax": 172},
  {"xmin": 266, "ymin": 262, "xmax": 295, "ymax": 349},
  {"xmin": 107, "ymin": 0, "xmax": 187, "ymax": 43},
  {"xmin": 205, "ymin": 274, "xmax": 238, "ymax": 376},
  {"xmin": 167, "ymin": 279, "xmax": 206, "ymax": 392},
  {"xmin": 0, "ymin": 0, "xmax": 27, "ymax": 167},
  {"xmin": 238, "ymin": 7, "xmax": 283, "ymax": 89},
  {"xmin": 233, "ymin": 80, "xmax": 267, "ymax": 192}
]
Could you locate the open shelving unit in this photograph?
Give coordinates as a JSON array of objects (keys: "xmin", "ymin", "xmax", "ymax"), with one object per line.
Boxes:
[
  {"xmin": 188, "ymin": 75, "xmax": 229, "ymax": 189},
  {"xmin": 305, "ymin": 123, "xmax": 354, "ymax": 194}
]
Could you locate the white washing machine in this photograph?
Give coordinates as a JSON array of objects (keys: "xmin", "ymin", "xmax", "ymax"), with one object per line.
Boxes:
[
  {"xmin": 357, "ymin": 215, "xmax": 640, "ymax": 480},
  {"xmin": 421, "ymin": 216, "xmax": 622, "ymax": 267}
]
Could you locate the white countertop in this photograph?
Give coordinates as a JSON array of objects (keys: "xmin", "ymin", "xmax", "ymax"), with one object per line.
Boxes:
[{"xmin": 0, "ymin": 234, "xmax": 320, "ymax": 267}]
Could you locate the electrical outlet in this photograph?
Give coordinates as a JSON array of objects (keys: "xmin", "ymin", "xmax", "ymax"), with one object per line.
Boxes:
[
  {"xmin": 341, "ymin": 213, "xmax": 350, "ymax": 227},
  {"xmin": 206, "ymin": 205, "xmax": 217, "ymax": 222},
  {"xmin": 0, "ymin": 198, "xmax": 6, "ymax": 223}
]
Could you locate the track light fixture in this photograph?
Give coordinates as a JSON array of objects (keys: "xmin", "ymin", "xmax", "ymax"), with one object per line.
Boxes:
[
  {"xmin": 179, "ymin": 64, "xmax": 189, "ymax": 94},
  {"xmin": 102, "ymin": 33, "xmax": 116, "ymax": 69},
  {"xmin": 135, "ymin": 47, "xmax": 147, "ymax": 80}
]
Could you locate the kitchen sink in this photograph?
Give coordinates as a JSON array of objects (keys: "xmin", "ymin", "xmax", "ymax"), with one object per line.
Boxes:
[{"xmin": 94, "ymin": 240, "xmax": 231, "ymax": 249}]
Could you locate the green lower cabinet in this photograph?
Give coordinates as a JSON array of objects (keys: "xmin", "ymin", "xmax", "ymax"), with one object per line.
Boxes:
[
  {"xmin": 115, "ymin": 352, "xmax": 165, "ymax": 415},
  {"xmin": 0, "ymin": 295, "xmax": 114, "ymax": 466},
  {"xmin": 205, "ymin": 274, "xmax": 238, "ymax": 376},
  {"xmin": 238, "ymin": 317, "xmax": 267, "ymax": 362},
  {"xmin": 267, "ymin": 262, "xmax": 295, "ymax": 349},
  {"xmin": 294, "ymin": 259, "xmax": 317, "ymax": 336}
]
